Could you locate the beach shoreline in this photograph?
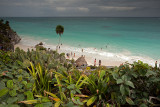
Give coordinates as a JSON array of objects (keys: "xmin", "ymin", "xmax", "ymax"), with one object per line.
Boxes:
[
  {"xmin": 14, "ymin": 40, "xmax": 124, "ymax": 67},
  {"xmin": 14, "ymin": 36, "xmax": 157, "ymax": 67}
]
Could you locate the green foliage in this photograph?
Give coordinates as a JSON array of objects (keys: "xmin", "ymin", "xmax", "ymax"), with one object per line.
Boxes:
[
  {"xmin": 56, "ymin": 25, "xmax": 64, "ymax": 46},
  {"xmin": 1, "ymin": 47, "xmax": 160, "ymax": 106},
  {"xmin": 56, "ymin": 25, "xmax": 64, "ymax": 36}
]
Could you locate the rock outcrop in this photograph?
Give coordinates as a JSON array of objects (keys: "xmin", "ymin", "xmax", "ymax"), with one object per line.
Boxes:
[{"xmin": 0, "ymin": 19, "xmax": 21, "ymax": 51}]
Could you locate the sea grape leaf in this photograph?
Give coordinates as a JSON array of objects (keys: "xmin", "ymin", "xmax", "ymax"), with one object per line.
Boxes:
[
  {"xmin": 149, "ymin": 77, "xmax": 160, "ymax": 82},
  {"xmin": 126, "ymin": 97, "xmax": 134, "ymax": 105},
  {"xmin": 125, "ymin": 81, "xmax": 135, "ymax": 88},
  {"xmin": 21, "ymin": 81, "xmax": 27, "ymax": 85},
  {"xmin": 0, "ymin": 88, "xmax": 9, "ymax": 97},
  {"xmin": 26, "ymin": 83, "xmax": 33, "ymax": 89},
  {"xmin": 13, "ymin": 85, "xmax": 19, "ymax": 90},
  {"xmin": 4, "ymin": 73, "xmax": 13, "ymax": 79},
  {"xmin": 122, "ymin": 75, "xmax": 128, "ymax": 81},
  {"xmin": 17, "ymin": 94, "xmax": 25, "ymax": 101},
  {"xmin": 7, "ymin": 80, "xmax": 13, "ymax": 89},
  {"xmin": 24, "ymin": 91, "xmax": 34, "ymax": 100},
  {"xmin": 7, "ymin": 97, "xmax": 18, "ymax": 104},
  {"xmin": 131, "ymin": 72, "xmax": 138, "ymax": 78},
  {"xmin": 145, "ymin": 70, "xmax": 156, "ymax": 77},
  {"xmin": 112, "ymin": 72, "xmax": 119, "ymax": 80},
  {"xmin": 120, "ymin": 84, "xmax": 125, "ymax": 96},
  {"xmin": 9, "ymin": 89, "xmax": 17, "ymax": 97},
  {"xmin": 18, "ymin": 76, "xmax": 23, "ymax": 81},
  {"xmin": 116, "ymin": 79, "xmax": 123, "ymax": 84}
]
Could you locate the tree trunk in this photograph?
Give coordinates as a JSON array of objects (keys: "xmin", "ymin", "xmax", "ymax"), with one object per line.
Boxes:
[{"xmin": 58, "ymin": 35, "xmax": 61, "ymax": 46}]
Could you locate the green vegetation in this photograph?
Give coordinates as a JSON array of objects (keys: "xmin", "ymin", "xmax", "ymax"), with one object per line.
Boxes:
[
  {"xmin": 56, "ymin": 25, "xmax": 64, "ymax": 46},
  {"xmin": 0, "ymin": 47, "xmax": 160, "ymax": 107}
]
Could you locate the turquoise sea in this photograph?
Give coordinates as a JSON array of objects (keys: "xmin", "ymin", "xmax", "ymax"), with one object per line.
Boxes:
[{"xmin": 2, "ymin": 17, "xmax": 160, "ymax": 65}]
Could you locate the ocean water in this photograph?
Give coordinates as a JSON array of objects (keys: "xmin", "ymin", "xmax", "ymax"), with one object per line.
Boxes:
[{"xmin": 2, "ymin": 17, "xmax": 160, "ymax": 66}]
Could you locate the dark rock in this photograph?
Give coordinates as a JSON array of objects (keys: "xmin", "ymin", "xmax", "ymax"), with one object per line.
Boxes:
[{"xmin": 0, "ymin": 19, "xmax": 21, "ymax": 51}]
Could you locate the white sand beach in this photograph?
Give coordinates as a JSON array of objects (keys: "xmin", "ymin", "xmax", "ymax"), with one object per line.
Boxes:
[
  {"xmin": 14, "ymin": 37, "xmax": 156, "ymax": 67},
  {"xmin": 14, "ymin": 40, "xmax": 124, "ymax": 67}
]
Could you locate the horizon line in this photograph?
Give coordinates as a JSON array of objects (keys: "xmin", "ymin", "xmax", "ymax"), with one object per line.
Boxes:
[{"xmin": 0, "ymin": 16, "xmax": 160, "ymax": 18}]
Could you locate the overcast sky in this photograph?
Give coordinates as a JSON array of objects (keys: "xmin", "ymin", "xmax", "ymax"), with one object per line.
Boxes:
[{"xmin": 0, "ymin": 0, "xmax": 160, "ymax": 17}]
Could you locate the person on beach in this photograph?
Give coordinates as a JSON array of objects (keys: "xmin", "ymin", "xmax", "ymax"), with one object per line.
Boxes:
[
  {"xmin": 101, "ymin": 48, "xmax": 102, "ymax": 50},
  {"xmin": 56, "ymin": 46, "xmax": 58, "ymax": 51},
  {"xmin": 82, "ymin": 49, "xmax": 83, "ymax": 52},
  {"xmin": 66, "ymin": 53, "xmax": 69, "ymax": 58},
  {"xmin": 99, "ymin": 60, "xmax": 101, "ymax": 66},
  {"xmin": 61, "ymin": 43, "xmax": 62, "ymax": 45},
  {"xmin": 74, "ymin": 53, "xmax": 75, "ymax": 57},
  {"xmin": 94, "ymin": 58, "xmax": 96, "ymax": 66},
  {"xmin": 59, "ymin": 46, "xmax": 60, "ymax": 49},
  {"xmin": 120, "ymin": 63, "xmax": 123, "ymax": 66}
]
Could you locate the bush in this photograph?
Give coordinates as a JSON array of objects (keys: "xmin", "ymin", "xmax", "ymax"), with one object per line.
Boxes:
[{"xmin": 0, "ymin": 48, "xmax": 160, "ymax": 106}]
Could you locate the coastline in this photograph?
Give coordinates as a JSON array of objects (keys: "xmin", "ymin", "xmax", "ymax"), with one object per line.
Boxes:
[
  {"xmin": 14, "ymin": 39, "xmax": 124, "ymax": 66},
  {"xmin": 14, "ymin": 36, "xmax": 156, "ymax": 67}
]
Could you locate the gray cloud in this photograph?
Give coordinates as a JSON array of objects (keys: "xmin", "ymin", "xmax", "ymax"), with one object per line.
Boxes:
[{"xmin": 0, "ymin": 0, "xmax": 160, "ymax": 17}]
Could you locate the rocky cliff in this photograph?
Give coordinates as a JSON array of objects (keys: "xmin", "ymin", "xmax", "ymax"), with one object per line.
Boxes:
[{"xmin": 0, "ymin": 19, "xmax": 21, "ymax": 51}]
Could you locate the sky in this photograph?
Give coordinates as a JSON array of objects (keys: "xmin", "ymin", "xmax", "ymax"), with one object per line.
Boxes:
[{"xmin": 0, "ymin": 0, "xmax": 160, "ymax": 17}]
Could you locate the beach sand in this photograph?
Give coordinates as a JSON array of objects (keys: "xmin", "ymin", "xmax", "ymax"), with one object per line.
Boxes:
[{"xmin": 14, "ymin": 42, "xmax": 124, "ymax": 67}]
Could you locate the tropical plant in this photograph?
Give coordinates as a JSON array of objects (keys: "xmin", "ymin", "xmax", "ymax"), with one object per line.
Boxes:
[
  {"xmin": 83, "ymin": 70, "xmax": 110, "ymax": 106},
  {"xmin": 27, "ymin": 62, "xmax": 53, "ymax": 94},
  {"xmin": 55, "ymin": 25, "xmax": 64, "ymax": 46}
]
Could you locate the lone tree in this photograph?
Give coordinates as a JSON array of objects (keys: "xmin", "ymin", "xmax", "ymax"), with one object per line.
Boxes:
[{"xmin": 56, "ymin": 25, "xmax": 64, "ymax": 46}]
